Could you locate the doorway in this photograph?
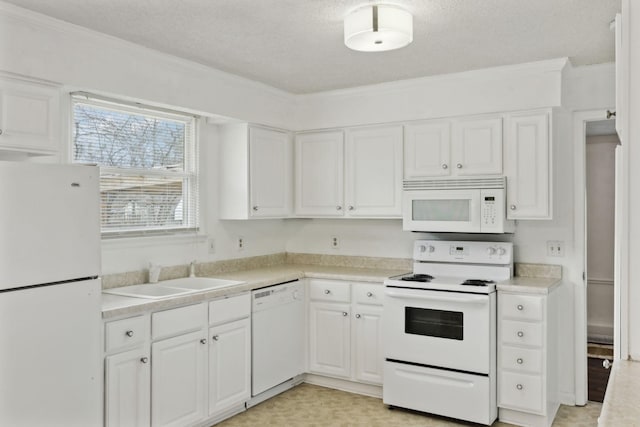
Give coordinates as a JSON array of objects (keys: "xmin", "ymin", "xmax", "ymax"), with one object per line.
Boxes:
[{"xmin": 584, "ymin": 119, "xmax": 618, "ymax": 402}]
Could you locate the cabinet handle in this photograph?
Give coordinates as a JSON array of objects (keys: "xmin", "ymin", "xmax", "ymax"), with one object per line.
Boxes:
[
  {"xmin": 355, "ymin": 314, "xmax": 361, "ymax": 319},
  {"xmin": 212, "ymin": 335, "xmax": 219, "ymax": 341},
  {"xmin": 517, "ymin": 304, "xmax": 524, "ymax": 311},
  {"xmin": 516, "ymin": 384, "xmax": 524, "ymax": 391},
  {"xmin": 253, "ymin": 206, "xmax": 259, "ymax": 211},
  {"xmin": 607, "ymin": 110, "xmax": 616, "ymax": 119},
  {"xmin": 324, "ymin": 289, "xmax": 331, "ymax": 295},
  {"xmin": 366, "ymin": 292, "xmax": 373, "ymax": 297},
  {"xmin": 125, "ymin": 330, "xmax": 134, "ymax": 337},
  {"xmin": 517, "ymin": 331, "xmax": 524, "ymax": 338},
  {"xmin": 336, "ymin": 206, "xmax": 342, "ymax": 211},
  {"xmin": 456, "ymin": 163, "xmax": 462, "ymax": 169},
  {"xmin": 140, "ymin": 357, "xmax": 148, "ymax": 364},
  {"xmin": 348, "ymin": 206, "xmax": 354, "ymax": 211},
  {"xmin": 200, "ymin": 339, "xmax": 207, "ymax": 345},
  {"xmin": 517, "ymin": 358, "xmax": 524, "ymax": 365},
  {"xmin": 510, "ymin": 205, "xmax": 517, "ymax": 210},
  {"xmin": 342, "ymin": 312, "xmax": 348, "ymax": 317},
  {"xmin": 442, "ymin": 164, "xmax": 448, "ymax": 169}
]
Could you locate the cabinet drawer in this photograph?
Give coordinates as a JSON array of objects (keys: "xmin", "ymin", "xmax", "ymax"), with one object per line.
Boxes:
[
  {"xmin": 499, "ymin": 371, "xmax": 543, "ymax": 414},
  {"xmin": 500, "ymin": 345, "xmax": 543, "ymax": 374},
  {"xmin": 105, "ymin": 315, "xmax": 149, "ymax": 353},
  {"xmin": 352, "ymin": 283, "xmax": 383, "ymax": 306},
  {"xmin": 152, "ymin": 303, "xmax": 206, "ymax": 340},
  {"xmin": 500, "ymin": 294, "xmax": 543, "ymax": 321},
  {"xmin": 209, "ymin": 293, "xmax": 250, "ymax": 325},
  {"xmin": 309, "ymin": 280, "xmax": 350, "ymax": 303},
  {"xmin": 501, "ymin": 320, "xmax": 543, "ymax": 347}
]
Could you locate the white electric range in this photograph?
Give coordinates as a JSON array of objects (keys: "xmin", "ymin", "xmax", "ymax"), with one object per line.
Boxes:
[{"xmin": 382, "ymin": 239, "xmax": 513, "ymax": 426}]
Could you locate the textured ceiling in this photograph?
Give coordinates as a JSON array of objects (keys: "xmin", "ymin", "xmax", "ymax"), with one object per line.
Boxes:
[{"xmin": 4, "ymin": 0, "xmax": 621, "ymax": 94}]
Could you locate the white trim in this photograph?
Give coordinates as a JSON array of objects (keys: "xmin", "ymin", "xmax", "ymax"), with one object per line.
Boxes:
[{"xmin": 573, "ymin": 109, "xmax": 610, "ymax": 406}]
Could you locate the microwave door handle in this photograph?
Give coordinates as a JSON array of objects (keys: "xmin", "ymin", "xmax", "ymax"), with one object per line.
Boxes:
[{"xmin": 384, "ymin": 289, "xmax": 488, "ymax": 305}]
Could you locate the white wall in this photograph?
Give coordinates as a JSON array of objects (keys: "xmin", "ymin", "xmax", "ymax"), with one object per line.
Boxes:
[{"xmin": 586, "ymin": 135, "xmax": 618, "ymax": 340}]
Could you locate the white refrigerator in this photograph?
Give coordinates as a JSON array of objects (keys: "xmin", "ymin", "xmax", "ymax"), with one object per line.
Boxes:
[{"xmin": 0, "ymin": 161, "xmax": 102, "ymax": 426}]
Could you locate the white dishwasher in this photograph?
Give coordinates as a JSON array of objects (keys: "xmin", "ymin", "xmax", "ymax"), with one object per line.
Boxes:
[{"xmin": 251, "ymin": 280, "xmax": 305, "ymax": 397}]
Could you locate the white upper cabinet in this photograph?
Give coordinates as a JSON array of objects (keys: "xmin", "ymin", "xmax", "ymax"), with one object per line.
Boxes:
[
  {"xmin": 404, "ymin": 116, "xmax": 502, "ymax": 178},
  {"xmin": 295, "ymin": 126, "xmax": 402, "ymax": 218},
  {"xmin": 295, "ymin": 131, "xmax": 345, "ymax": 216},
  {"xmin": 504, "ymin": 110, "xmax": 551, "ymax": 220},
  {"xmin": 451, "ymin": 116, "xmax": 503, "ymax": 175},
  {"xmin": 404, "ymin": 121, "xmax": 450, "ymax": 178},
  {"xmin": 0, "ymin": 75, "xmax": 60, "ymax": 154},
  {"xmin": 345, "ymin": 125, "xmax": 403, "ymax": 217},
  {"xmin": 219, "ymin": 124, "xmax": 292, "ymax": 219}
]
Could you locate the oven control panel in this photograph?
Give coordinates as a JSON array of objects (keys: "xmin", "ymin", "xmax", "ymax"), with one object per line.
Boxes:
[{"xmin": 414, "ymin": 240, "xmax": 513, "ymax": 264}]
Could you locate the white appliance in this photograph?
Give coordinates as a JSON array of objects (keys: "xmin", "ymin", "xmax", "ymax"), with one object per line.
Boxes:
[
  {"xmin": 383, "ymin": 239, "xmax": 513, "ymax": 426},
  {"xmin": 251, "ymin": 280, "xmax": 305, "ymax": 399},
  {"xmin": 0, "ymin": 161, "xmax": 102, "ymax": 427},
  {"xmin": 402, "ymin": 177, "xmax": 515, "ymax": 233}
]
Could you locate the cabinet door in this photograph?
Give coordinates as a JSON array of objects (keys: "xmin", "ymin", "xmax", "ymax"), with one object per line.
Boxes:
[
  {"xmin": 105, "ymin": 347, "xmax": 151, "ymax": 427},
  {"xmin": 452, "ymin": 117, "xmax": 503, "ymax": 175},
  {"xmin": 151, "ymin": 331, "xmax": 207, "ymax": 427},
  {"xmin": 0, "ymin": 77, "xmax": 59, "ymax": 153},
  {"xmin": 345, "ymin": 126, "xmax": 403, "ymax": 217},
  {"xmin": 249, "ymin": 127, "xmax": 291, "ymax": 217},
  {"xmin": 208, "ymin": 318, "xmax": 251, "ymax": 416},
  {"xmin": 404, "ymin": 121, "xmax": 451, "ymax": 178},
  {"xmin": 353, "ymin": 304, "xmax": 383, "ymax": 384},
  {"xmin": 309, "ymin": 302, "xmax": 351, "ymax": 378},
  {"xmin": 295, "ymin": 131, "xmax": 344, "ymax": 216},
  {"xmin": 504, "ymin": 112, "xmax": 551, "ymax": 220}
]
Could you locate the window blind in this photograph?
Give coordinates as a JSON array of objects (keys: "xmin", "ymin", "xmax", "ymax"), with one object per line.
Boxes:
[{"xmin": 71, "ymin": 94, "xmax": 199, "ymax": 236}]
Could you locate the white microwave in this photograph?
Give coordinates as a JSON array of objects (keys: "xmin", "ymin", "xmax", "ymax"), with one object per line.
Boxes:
[{"xmin": 402, "ymin": 178, "xmax": 515, "ymax": 233}]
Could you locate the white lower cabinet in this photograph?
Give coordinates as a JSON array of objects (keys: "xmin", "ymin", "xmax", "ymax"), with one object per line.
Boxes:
[
  {"xmin": 498, "ymin": 289, "xmax": 559, "ymax": 427},
  {"xmin": 104, "ymin": 294, "xmax": 251, "ymax": 427},
  {"xmin": 208, "ymin": 318, "xmax": 251, "ymax": 416},
  {"xmin": 151, "ymin": 330, "xmax": 208, "ymax": 427},
  {"xmin": 308, "ymin": 279, "xmax": 384, "ymax": 386},
  {"xmin": 105, "ymin": 346, "xmax": 151, "ymax": 427}
]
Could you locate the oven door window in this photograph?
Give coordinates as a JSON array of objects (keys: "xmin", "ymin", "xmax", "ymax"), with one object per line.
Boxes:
[{"xmin": 405, "ymin": 307, "xmax": 463, "ymax": 340}]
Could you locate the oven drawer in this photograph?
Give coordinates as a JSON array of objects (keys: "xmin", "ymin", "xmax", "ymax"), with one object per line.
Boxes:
[
  {"xmin": 500, "ymin": 345, "xmax": 543, "ymax": 374},
  {"xmin": 309, "ymin": 280, "xmax": 350, "ymax": 303},
  {"xmin": 501, "ymin": 320, "xmax": 543, "ymax": 347},
  {"xmin": 498, "ymin": 371, "xmax": 543, "ymax": 414},
  {"xmin": 383, "ymin": 360, "xmax": 495, "ymax": 425},
  {"xmin": 352, "ymin": 283, "xmax": 383, "ymax": 306},
  {"xmin": 500, "ymin": 294, "xmax": 543, "ymax": 321}
]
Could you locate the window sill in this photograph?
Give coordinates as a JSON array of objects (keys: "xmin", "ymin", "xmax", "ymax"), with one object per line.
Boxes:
[{"xmin": 101, "ymin": 231, "xmax": 207, "ymax": 250}]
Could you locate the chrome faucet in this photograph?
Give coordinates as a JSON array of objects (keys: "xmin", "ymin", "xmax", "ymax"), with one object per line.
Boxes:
[{"xmin": 189, "ymin": 261, "xmax": 196, "ymax": 278}]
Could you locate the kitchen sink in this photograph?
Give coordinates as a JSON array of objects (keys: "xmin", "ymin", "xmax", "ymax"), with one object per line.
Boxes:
[{"xmin": 102, "ymin": 277, "xmax": 245, "ymax": 299}]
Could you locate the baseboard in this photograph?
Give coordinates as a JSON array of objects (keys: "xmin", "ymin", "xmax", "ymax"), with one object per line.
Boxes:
[
  {"xmin": 303, "ymin": 373, "xmax": 383, "ymax": 398},
  {"xmin": 558, "ymin": 391, "xmax": 576, "ymax": 406},
  {"xmin": 193, "ymin": 402, "xmax": 246, "ymax": 427},
  {"xmin": 246, "ymin": 375, "xmax": 305, "ymax": 409}
]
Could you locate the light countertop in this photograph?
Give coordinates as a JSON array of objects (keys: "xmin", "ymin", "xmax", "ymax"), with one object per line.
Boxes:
[
  {"xmin": 102, "ymin": 264, "xmax": 408, "ymax": 319},
  {"xmin": 598, "ymin": 359, "xmax": 640, "ymax": 426},
  {"xmin": 496, "ymin": 276, "xmax": 561, "ymax": 294}
]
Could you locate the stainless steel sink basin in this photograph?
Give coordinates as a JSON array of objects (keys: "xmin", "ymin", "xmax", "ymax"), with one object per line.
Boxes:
[{"xmin": 102, "ymin": 277, "xmax": 245, "ymax": 299}]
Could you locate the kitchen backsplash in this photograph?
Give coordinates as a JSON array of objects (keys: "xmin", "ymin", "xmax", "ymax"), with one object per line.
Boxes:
[{"xmin": 515, "ymin": 262, "xmax": 562, "ymax": 279}]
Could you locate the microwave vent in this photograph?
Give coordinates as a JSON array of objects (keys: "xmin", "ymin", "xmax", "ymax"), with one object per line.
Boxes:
[{"xmin": 403, "ymin": 177, "xmax": 506, "ymax": 190}]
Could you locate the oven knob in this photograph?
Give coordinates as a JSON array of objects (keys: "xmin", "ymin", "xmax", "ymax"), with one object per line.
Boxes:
[
  {"xmin": 487, "ymin": 247, "xmax": 496, "ymax": 256},
  {"xmin": 497, "ymin": 247, "xmax": 507, "ymax": 256},
  {"xmin": 419, "ymin": 245, "xmax": 427, "ymax": 253}
]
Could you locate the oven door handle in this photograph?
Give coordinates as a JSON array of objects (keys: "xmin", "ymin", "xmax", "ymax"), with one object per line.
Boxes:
[{"xmin": 384, "ymin": 288, "xmax": 489, "ymax": 305}]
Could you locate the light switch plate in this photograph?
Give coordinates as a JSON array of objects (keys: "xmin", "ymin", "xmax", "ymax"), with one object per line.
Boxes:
[{"xmin": 547, "ymin": 240, "xmax": 564, "ymax": 257}]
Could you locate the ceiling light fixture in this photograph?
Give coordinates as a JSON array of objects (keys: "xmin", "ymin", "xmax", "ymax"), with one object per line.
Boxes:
[{"xmin": 344, "ymin": 4, "xmax": 413, "ymax": 52}]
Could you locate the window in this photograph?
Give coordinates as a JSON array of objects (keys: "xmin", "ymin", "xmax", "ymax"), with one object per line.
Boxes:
[{"xmin": 71, "ymin": 94, "xmax": 198, "ymax": 237}]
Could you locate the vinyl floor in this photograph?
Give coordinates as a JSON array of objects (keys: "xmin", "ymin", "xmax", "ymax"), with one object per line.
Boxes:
[{"xmin": 215, "ymin": 383, "xmax": 602, "ymax": 427}]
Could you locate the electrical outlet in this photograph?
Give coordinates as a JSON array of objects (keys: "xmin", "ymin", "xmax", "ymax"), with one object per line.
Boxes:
[
  {"xmin": 207, "ymin": 238, "xmax": 215, "ymax": 254},
  {"xmin": 547, "ymin": 240, "xmax": 564, "ymax": 257},
  {"xmin": 237, "ymin": 236, "xmax": 244, "ymax": 251},
  {"xmin": 331, "ymin": 236, "xmax": 339, "ymax": 249}
]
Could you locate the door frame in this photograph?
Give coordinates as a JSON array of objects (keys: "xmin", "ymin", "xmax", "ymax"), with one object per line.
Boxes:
[{"xmin": 572, "ymin": 109, "xmax": 627, "ymax": 406}]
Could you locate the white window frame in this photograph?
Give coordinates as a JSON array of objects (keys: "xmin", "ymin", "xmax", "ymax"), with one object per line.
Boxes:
[{"xmin": 71, "ymin": 93, "xmax": 199, "ymax": 238}]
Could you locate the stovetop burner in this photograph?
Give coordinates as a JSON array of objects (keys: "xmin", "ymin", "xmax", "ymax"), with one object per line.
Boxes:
[
  {"xmin": 400, "ymin": 274, "xmax": 434, "ymax": 283},
  {"xmin": 461, "ymin": 279, "xmax": 495, "ymax": 286}
]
